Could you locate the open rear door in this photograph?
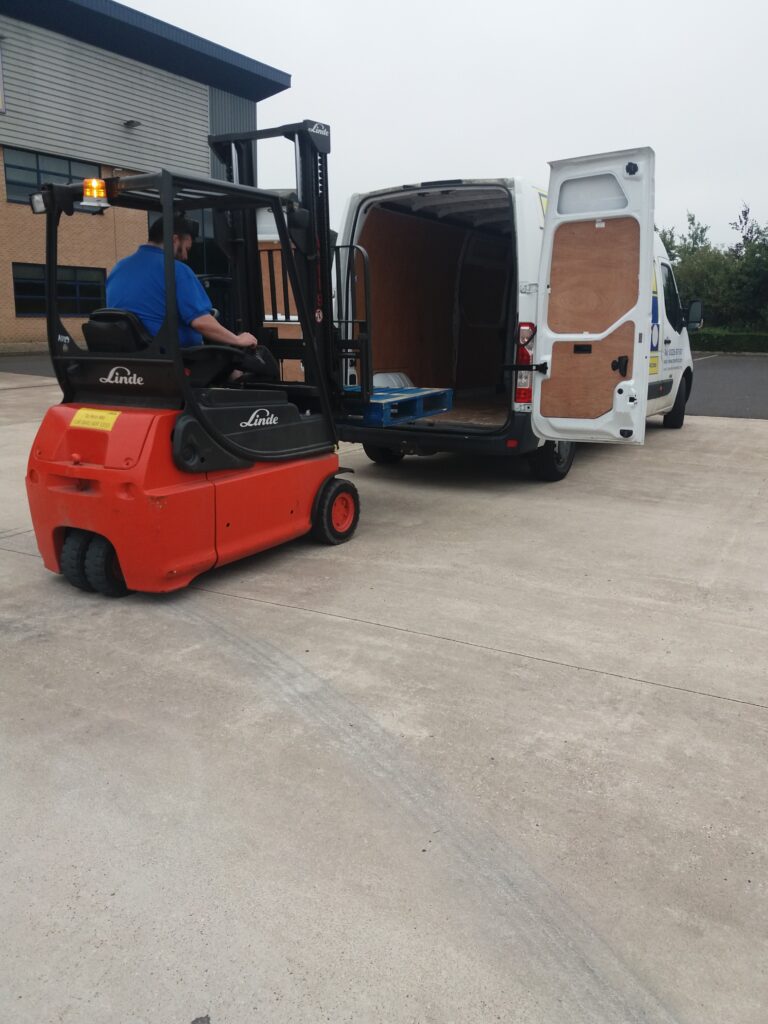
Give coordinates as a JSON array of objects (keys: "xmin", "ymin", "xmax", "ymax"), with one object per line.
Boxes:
[{"xmin": 532, "ymin": 148, "xmax": 654, "ymax": 444}]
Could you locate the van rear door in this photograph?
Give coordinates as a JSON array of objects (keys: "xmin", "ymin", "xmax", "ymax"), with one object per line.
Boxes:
[{"xmin": 532, "ymin": 148, "xmax": 654, "ymax": 444}]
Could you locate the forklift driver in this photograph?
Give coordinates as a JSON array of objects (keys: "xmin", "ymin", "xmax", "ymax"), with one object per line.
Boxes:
[{"xmin": 106, "ymin": 215, "xmax": 259, "ymax": 351}]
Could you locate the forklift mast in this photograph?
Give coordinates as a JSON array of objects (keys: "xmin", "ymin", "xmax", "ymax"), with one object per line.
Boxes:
[{"xmin": 208, "ymin": 121, "xmax": 338, "ymax": 390}]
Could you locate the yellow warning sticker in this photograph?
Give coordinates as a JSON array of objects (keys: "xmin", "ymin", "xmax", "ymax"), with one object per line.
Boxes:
[
  {"xmin": 70, "ymin": 408, "xmax": 121, "ymax": 431},
  {"xmin": 649, "ymin": 355, "xmax": 659, "ymax": 376}
]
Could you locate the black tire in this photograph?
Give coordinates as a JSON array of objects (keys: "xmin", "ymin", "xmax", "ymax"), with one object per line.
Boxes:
[
  {"xmin": 362, "ymin": 443, "xmax": 405, "ymax": 465},
  {"xmin": 84, "ymin": 535, "xmax": 130, "ymax": 597},
  {"xmin": 663, "ymin": 378, "xmax": 687, "ymax": 429},
  {"xmin": 312, "ymin": 478, "xmax": 360, "ymax": 545},
  {"xmin": 528, "ymin": 440, "xmax": 576, "ymax": 482},
  {"xmin": 60, "ymin": 528, "xmax": 95, "ymax": 591}
]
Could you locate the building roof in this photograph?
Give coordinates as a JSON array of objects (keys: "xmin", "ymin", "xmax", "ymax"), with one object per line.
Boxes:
[{"xmin": 0, "ymin": 0, "xmax": 291, "ymax": 102}]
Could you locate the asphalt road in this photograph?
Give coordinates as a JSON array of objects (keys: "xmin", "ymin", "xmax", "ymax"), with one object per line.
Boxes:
[
  {"xmin": 1, "ymin": 351, "xmax": 765, "ymax": 418},
  {"xmin": 685, "ymin": 354, "xmax": 768, "ymax": 418}
]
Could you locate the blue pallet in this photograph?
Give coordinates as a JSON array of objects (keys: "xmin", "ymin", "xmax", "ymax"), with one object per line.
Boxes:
[{"xmin": 344, "ymin": 386, "xmax": 453, "ymax": 427}]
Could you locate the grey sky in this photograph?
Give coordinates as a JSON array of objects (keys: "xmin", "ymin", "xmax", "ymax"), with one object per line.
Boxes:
[{"xmin": 123, "ymin": 0, "xmax": 767, "ymax": 246}]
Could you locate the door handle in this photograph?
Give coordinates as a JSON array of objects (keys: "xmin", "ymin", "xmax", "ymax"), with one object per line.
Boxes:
[{"xmin": 611, "ymin": 355, "xmax": 629, "ymax": 377}]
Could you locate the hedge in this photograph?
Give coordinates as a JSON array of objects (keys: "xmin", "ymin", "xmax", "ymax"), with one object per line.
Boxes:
[{"xmin": 692, "ymin": 329, "xmax": 768, "ymax": 353}]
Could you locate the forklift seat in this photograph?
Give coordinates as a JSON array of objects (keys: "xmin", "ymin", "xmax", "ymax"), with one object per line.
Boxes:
[{"xmin": 82, "ymin": 309, "xmax": 153, "ymax": 353}]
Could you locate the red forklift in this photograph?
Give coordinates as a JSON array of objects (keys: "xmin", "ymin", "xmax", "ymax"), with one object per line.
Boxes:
[{"xmin": 26, "ymin": 121, "xmax": 363, "ymax": 596}]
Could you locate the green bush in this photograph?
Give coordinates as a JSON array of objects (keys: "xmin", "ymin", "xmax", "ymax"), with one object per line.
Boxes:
[
  {"xmin": 692, "ymin": 329, "xmax": 768, "ymax": 353},
  {"xmin": 661, "ymin": 208, "xmax": 768, "ymax": 332}
]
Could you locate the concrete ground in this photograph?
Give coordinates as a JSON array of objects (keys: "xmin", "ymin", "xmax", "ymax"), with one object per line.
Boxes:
[{"xmin": 1, "ymin": 372, "xmax": 767, "ymax": 1024}]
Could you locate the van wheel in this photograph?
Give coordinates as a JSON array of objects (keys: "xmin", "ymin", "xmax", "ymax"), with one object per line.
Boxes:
[
  {"xmin": 60, "ymin": 529, "xmax": 95, "ymax": 591},
  {"xmin": 84, "ymin": 535, "xmax": 130, "ymax": 597},
  {"xmin": 312, "ymin": 478, "xmax": 360, "ymax": 545},
  {"xmin": 363, "ymin": 443, "xmax": 405, "ymax": 465},
  {"xmin": 528, "ymin": 440, "xmax": 576, "ymax": 482},
  {"xmin": 663, "ymin": 379, "xmax": 687, "ymax": 429}
]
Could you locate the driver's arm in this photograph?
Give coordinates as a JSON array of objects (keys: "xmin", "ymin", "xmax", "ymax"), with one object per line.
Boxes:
[
  {"xmin": 176, "ymin": 261, "xmax": 257, "ymax": 348},
  {"xmin": 190, "ymin": 313, "xmax": 257, "ymax": 348}
]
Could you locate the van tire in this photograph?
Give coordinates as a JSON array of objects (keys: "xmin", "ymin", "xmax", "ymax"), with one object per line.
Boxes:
[
  {"xmin": 663, "ymin": 379, "xmax": 687, "ymax": 429},
  {"xmin": 60, "ymin": 528, "xmax": 95, "ymax": 591},
  {"xmin": 363, "ymin": 443, "xmax": 405, "ymax": 465},
  {"xmin": 528, "ymin": 440, "xmax": 576, "ymax": 482},
  {"xmin": 84, "ymin": 535, "xmax": 130, "ymax": 597}
]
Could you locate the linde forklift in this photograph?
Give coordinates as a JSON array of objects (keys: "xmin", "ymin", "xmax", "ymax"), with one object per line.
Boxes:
[{"xmin": 26, "ymin": 121, "xmax": 367, "ymax": 596}]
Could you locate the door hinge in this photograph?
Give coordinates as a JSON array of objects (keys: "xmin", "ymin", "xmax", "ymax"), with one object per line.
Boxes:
[{"xmin": 505, "ymin": 362, "xmax": 548, "ymax": 374}]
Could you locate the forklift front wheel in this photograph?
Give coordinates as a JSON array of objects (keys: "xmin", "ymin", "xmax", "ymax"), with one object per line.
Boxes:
[
  {"xmin": 84, "ymin": 535, "xmax": 130, "ymax": 598},
  {"xmin": 362, "ymin": 443, "xmax": 405, "ymax": 465},
  {"xmin": 312, "ymin": 478, "xmax": 360, "ymax": 545}
]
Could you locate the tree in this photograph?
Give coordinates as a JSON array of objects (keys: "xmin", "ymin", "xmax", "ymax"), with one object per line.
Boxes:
[
  {"xmin": 729, "ymin": 203, "xmax": 767, "ymax": 257},
  {"xmin": 678, "ymin": 212, "xmax": 711, "ymax": 255},
  {"xmin": 726, "ymin": 204, "xmax": 768, "ymax": 325},
  {"xmin": 658, "ymin": 226, "xmax": 678, "ymax": 262},
  {"xmin": 659, "ymin": 212, "xmax": 710, "ymax": 264},
  {"xmin": 659, "ymin": 206, "xmax": 768, "ymax": 328},
  {"xmin": 673, "ymin": 244, "xmax": 734, "ymax": 327}
]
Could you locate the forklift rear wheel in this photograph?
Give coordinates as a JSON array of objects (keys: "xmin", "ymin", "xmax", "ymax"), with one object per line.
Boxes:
[
  {"xmin": 312, "ymin": 478, "xmax": 360, "ymax": 545},
  {"xmin": 362, "ymin": 443, "xmax": 405, "ymax": 465},
  {"xmin": 60, "ymin": 528, "xmax": 95, "ymax": 591},
  {"xmin": 84, "ymin": 535, "xmax": 130, "ymax": 597},
  {"xmin": 528, "ymin": 440, "xmax": 576, "ymax": 482}
]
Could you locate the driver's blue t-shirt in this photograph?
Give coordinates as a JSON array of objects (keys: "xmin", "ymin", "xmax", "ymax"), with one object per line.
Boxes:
[{"xmin": 106, "ymin": 244, "xmax": 211, "ymax": 347}]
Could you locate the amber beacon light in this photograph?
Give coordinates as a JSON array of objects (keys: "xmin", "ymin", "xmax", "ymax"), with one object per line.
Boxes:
[{"xmin": 82, "ymin": 178, "xmax": 109, "ymax": 207}]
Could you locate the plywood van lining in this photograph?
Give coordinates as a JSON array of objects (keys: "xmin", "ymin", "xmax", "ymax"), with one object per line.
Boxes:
[
  {"xmin": 541, "ymin": 321, "xmax": 635, "ymax": 419},
  {"xmin": 548, "ymin": 216, "xmax": 639, "ymax": 334},
  {"xmin": 356, "ymin": 187, "xmax": 515, "ymax": 429},
  {"xmin": 541, "ymin": 215, "xmax": 640, "ymax": 420}
]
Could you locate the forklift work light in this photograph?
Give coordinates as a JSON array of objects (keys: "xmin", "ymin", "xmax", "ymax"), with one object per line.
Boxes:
[{"xmin": 82, "ymin": 178, "xmax": 109, "ymax": 208}]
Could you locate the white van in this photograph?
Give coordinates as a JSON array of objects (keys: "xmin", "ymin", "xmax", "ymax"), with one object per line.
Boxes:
[{"xmin": 335, "ymin": 148, "xmax": 699, "ymax": 480}]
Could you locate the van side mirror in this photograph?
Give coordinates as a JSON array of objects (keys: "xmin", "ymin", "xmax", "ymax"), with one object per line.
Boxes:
[{"xmin": 686, "ymin": 299, "xmax": 704, "ymax": 332}]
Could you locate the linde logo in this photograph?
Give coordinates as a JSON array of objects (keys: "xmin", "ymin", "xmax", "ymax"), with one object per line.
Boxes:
[
  {"xmin": 240, "ymin": 408, "xmax": 279, "ymax": 428},
  {"xmin": 99, "ymin": 366, "xmax": 145, "ymax": 385},
  {"xmin": 308, "ymin": 123, "xmax": 329, "ymax": 137}
]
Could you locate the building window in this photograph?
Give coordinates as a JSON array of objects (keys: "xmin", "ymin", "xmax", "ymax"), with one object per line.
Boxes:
[
  {"xmin": 0, "ymin": 47, "xmax": 6, "ymax": 115},
  {"xmin": 12, "ymin": 263, "xmax": 106, "ymax": 317},
  {"xmin": 3, "ymin": 148, "xmax": 101, "ymax": 204}
]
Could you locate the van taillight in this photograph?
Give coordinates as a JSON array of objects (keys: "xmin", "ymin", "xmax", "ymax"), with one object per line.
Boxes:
[{"xmin": 514, "ymin": 322, "xmax": 535, "ymax": 404}]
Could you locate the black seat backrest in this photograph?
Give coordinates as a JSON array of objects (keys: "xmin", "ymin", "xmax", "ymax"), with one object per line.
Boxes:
[{"xmin": 82, "ymin": 308, "xmax": 153, "ymax": 353}]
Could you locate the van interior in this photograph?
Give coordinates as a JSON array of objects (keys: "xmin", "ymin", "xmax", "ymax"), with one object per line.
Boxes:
[{"xmin": 353, "ymin": 184, "xmax": 516, "ymax": 430}]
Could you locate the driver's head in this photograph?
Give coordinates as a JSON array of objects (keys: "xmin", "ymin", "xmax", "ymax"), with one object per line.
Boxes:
[{"xmin": 148, "ymin": 215, "xmax": 198, "ymax": 262}]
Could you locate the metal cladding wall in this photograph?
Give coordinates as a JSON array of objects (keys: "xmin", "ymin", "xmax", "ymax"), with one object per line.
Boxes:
[
  {"xmin": 209, "ymin": 87, "xmax": 257, "ymax": 180},
  {"xmin": 0, "ymin": 14, "xmax": 210, "ymax": 175}
]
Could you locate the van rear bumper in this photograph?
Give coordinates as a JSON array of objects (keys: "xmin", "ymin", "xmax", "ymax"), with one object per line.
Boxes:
[{"xmin": 336, "ymin": 414, "xmax": 541, "ymax": 456}]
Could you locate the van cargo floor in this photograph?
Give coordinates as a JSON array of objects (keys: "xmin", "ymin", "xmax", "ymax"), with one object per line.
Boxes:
[{"xmin": 411, "ymin": 392, "xmax": 509, "ymax": 429}]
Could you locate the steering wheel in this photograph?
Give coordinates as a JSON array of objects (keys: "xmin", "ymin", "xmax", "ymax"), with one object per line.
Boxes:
[
  {"xmin": 182, "ymin": 344, "xmax": 279, "ymax": 388},
  {"xmin": 181, "ymin": 344, "xmax": 244, "ymax": 387}
]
